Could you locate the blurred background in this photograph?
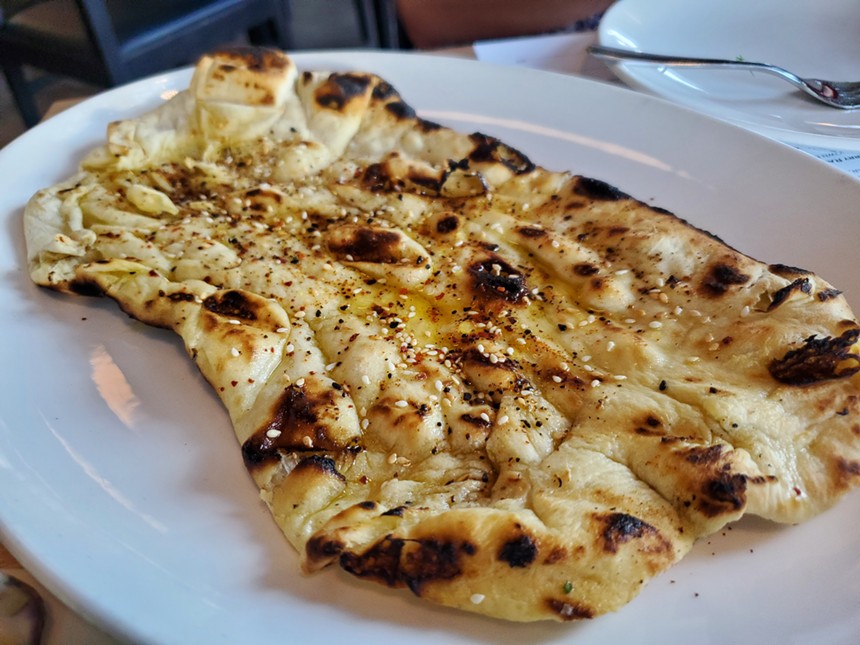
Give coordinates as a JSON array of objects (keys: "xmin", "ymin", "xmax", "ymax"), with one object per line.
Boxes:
[{"xmin": 0, "ymin": 0, "xmax": 612, "ymax": 147}]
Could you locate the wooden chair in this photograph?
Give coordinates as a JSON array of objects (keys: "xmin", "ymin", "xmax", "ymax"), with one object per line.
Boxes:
[{"xmin": 0, "ymin": 0, "xmax": 293, "ymax": 127}]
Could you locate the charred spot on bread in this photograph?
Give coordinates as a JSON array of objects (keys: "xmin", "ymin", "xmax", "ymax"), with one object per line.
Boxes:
[
  {"xmin": 315, "ymin": 73, "xmax": 372, "ymax": 110},
  {"xmin": 498, "ymin": 533, "xmax": 538, "ymax": 568},
  {"xmin": 217, "ymin": 46, "xmax": 289, "ymax": 71},
  {"xmin": 203, "ymin": 290, "xmax": 258, "ymax": 320},
  {"xmin": 546, "ymin": 598, "xmax": 595, "ymax": 621},
  {"xmin": 769, "ymin": 328, "xmax": 860, "ymax": 385},
  {"xmin": 468, "ymin": 133, "xmax": 535, "ymax": 174},
  {"xmin": 467, "ymin": 257, "xmax": 528, "ymax": 304},
  {"xmin": 327, "ymin": 226, "xmax": 404, "ymax": 263},
  {"xmin": 769, "ymin": 263, "xmax": 811, "ymax": 277},
  {"xmin": 700, "ymin": 262, "xmax": 751, "ymax": 296},
  {"xmin": 697, "ymin": 473, "xmax": 748, "ymax": 517},
  {"xmin": 68, "ymin": 277, "xmax": 106, "ymax": 297},
  {"xmin": 385, "ymin": 101, "xmax": 416, "ymax": 120},
  {"xmin": 516, "ymin": 226, "xmax": 547, "ymax": 239},
  {"xmin": 817, "ymin": 288, "xmax": 843, "ymax": 302},
  {"xmin": 572, "ymin": 176, "xmax": 630, "ymax": 201},
  {"xmin": 767, "ymin": 278, "xmax": 812, "ymax": 311},
  {"xmin": 599, "ymin": 513, "xmax": 664, "ymax": 554},
  {"xmin": 340, "ymin": 536, "xmax": 473, "ymax": 594}
]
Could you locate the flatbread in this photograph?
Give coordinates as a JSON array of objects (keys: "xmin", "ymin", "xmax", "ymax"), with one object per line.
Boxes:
[{"xmin": 22, "ymin": 48, "xmax": 860, "ymax": 621}]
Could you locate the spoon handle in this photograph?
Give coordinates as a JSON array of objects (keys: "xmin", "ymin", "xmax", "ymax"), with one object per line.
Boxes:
[{"xmin": 588, "ymin": 45, "xmax": 771, "ymax": 72}]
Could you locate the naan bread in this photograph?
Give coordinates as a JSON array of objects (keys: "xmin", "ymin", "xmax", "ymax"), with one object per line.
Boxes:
[{"xmin": 23, "ymin": 48, "xmax": 860, "ymax": 622}]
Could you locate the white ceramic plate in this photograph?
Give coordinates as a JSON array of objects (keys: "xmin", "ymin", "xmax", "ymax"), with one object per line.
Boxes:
[
  {"xmin": 598, "ymin": 0, "xmax": 860, "ymax": 149},
  {"xmin": 1, "ymin": 51, "xmax": 860, "ymax": 645}
]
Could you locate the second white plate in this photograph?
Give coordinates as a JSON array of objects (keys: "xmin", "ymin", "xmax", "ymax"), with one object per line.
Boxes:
[{"xmin": 598, "ymin": 0, "xmax": 860, "ymax": 149}]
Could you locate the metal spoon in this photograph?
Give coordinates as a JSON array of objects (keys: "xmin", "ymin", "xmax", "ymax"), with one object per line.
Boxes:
[{"xmin": 589, "ymin": 45, "xmax": 860, "ymax": 109}]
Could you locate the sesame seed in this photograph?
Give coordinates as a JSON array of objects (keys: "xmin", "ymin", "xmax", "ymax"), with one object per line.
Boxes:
[
  {"xmin": 326, "ymin": 362, "xmax": 336, "ymax": 371},
  {"xmin": 286, "ymin": 344, "xmax": 295, "ymax": 353},
  {"xmin": 614, "ymin": 269, "xmax": 629, "ymax": 275},
  {"xmin": 584, "ymin": 365, "xmax": 594, "ymax": 372},
  {"xmin": 302, "ymin": 436, "xmax": 313, "ymax": 448},
  {"xmin": 624, "ymin": 318, "xmax": 637, "ymax": 324},
  {"xmin": 266, "ymin": 429, "xmax": 282, "ymax": 438},
  {"xmin": 361, "ymin": 419, "xmax": 370, "ymax": 429},
  {"xmin": 613, "ymin": 374, "xmax": 627, "ymax": 381},
  {"xmin": 649, "ymin": 321, "xmax": 663, "ymax": 329},
  {"xmin": 230, "ymin": 347, "xmax": 240, "ymax": 357},
  {"xmin": 480, "ymin": 412, "xmax": 491, "ymax": 423},
  {"xmin": 295, "ymin": 310, "xmax": 306, "ymax": 318},
  {"xmin": 387, "ymin": 453, "xmax": 398, "ymax": 465},
  {"xmin": 552, "ymin": 375, "xmax": 563, "ymax": 383},
  {"xmin": 658, "ymin": 293, "xmax": 669, "ymax": 303},
  {"xmin": 582, "ymin": 355, "xmax": 592, "ymax": 362},
  {"xmin": 435, "ymin": 380, "xmax": 444, "ymax": 392},
  {"xmin": 674, "ymin": 306, "xmax": 684, "ymax": 316},
  {"xmin": 394, "ymin": 400, "xmax": 408, "ymax": 408},
  {"xmin": 740, "ymin": 306, "xmax": 750, "ymax": 317},
  {"xmin": 590, "ymin": 379, "xmax": 601, "ymax": 388},
  {"xmin": 470, "ymin": 594, "xmax": 485, "ymax": 605},
  {"xmin": 498, "ymin": 415, "xmax": 509, "ymax": 424},
  {"xmin": 362, "ymin": 375, "xmax": 371, "ymax": 385},
  {"xmin": 295, "ymin": 378, "xmax": 305, "ymax": 387},
  {"xmin": 606, "ymin": 341, "xmax": 616, "ymax": 352},
  {"xmin": 708, "ymin": 343, "xmax": 720, "ymax": 352},
  {"xmin": 228, "ymin": 319, "xmax": 241, "ymax": 325},
  {"xmin": 551, "ymin": 239, "xmax": 560, "ymax": 248}
]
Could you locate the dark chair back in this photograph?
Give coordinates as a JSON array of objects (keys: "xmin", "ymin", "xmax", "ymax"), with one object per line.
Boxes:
[{"xmin": 0, "ymin": 0, "xmax": 292, "ymax": 126}]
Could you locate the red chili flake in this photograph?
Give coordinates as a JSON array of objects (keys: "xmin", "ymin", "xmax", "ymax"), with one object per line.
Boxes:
[
  {"xmin": 435, "ymin": 292, "xmax": 445, "ymax": 300},
  {"xmin": 231, "ymin": 380, "xmax": 238, "ymax": 387},
  {"xmin": 793, "ymin": 486, "xmax": 802, "ymax": 496}
]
